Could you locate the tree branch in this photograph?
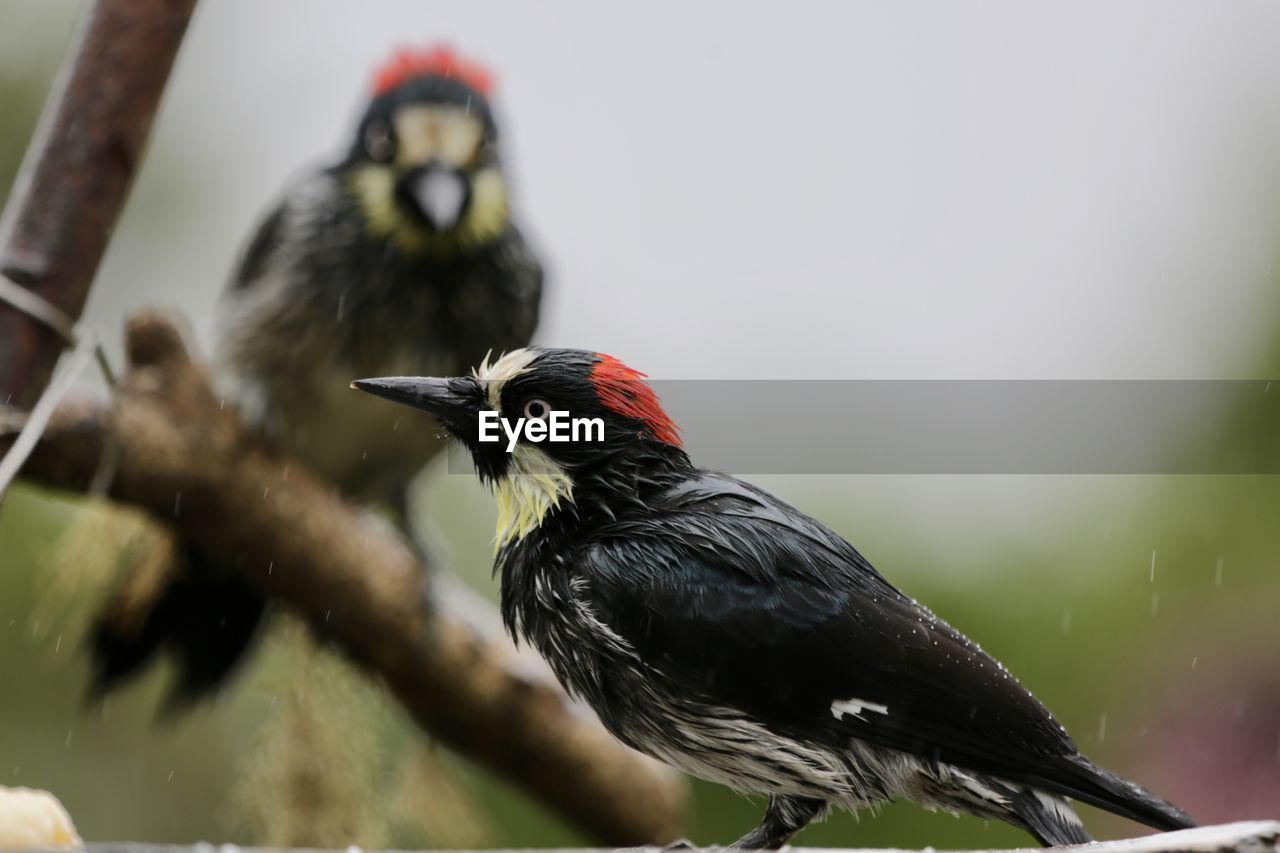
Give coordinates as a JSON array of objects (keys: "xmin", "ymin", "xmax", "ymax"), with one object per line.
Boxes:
[
  {"xmin": 0, "ymin": 0, "xmax": 197, "ymax": 409},
  {"xmin": 62, "ymin": 820, "xmax": 1280, "ymax": 853},
  {"xmin": 13, "ymin": 311, "xmax": 688, "ymax": 845}
]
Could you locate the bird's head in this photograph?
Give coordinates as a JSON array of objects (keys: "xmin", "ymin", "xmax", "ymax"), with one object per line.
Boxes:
[
  {"xmin": 345, "ymin": 45, "xmax": 510, "ymax": 255},
  {"xmin": 352, "ymin": 348, "xmax": 686, "ymax": 545}
]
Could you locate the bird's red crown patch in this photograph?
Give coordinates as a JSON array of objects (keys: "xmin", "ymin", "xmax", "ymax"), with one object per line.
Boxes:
[
  {"xmin": 590, "ymin": 355, "xmax": 682, "ymax": 447},
  {"xmin": 372, "ymin": 45, "xmax": 495, "ymax": 98}
]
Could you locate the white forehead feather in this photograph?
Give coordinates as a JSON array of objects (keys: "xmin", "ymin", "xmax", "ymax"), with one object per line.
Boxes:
[
  {"xmin": 474, "ymin": 348, "xmax": 539, "ymax": 408},
  {"xmin": 392, "ymin": 105, "xmax": 485, "ymax": 168}
]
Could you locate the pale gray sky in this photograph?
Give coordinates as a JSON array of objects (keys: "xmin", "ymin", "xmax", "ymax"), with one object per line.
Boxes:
[{"xmin": 6, "ymin": 1, "xmax": 1279, "ymax": 378}]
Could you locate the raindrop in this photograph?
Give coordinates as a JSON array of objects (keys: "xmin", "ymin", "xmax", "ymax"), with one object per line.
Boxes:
[
  {"xmin": 1191, "ymin": 656, "xmax": 1198, "ymax": 669},
  {"xmin": 167, "ymin": 770, "xmax": 175, "ymax": 782},
  {"xmin": 64, "ymin": 729, "xmax": 73, "ymax": 748},
  {"xmin": 1214, "ymin": 557, "xmax": 1224, "ymax": 588},
  {"xmin": 362, "ymin": 451, "xmax": 368, "ymax": 459},
  {"xmin": 267, "ymin": 561, "xmax": 274, "ymax": 575},
  {"xmin": 173, "ymin": 491, "xmax": 182, "ymax": 517},
  {"xmin": 1060, "ymin": 607, "xmax": 1072, "ymax": 636},
  {"xmin": 325, "ymin": 610, "xmax": 332, "ymax": 622},
  {"xmin": 11, "ymin": 767, "xmax": 17, "ymax": 776},
  {"xmin": 1098, "ymin": 713, "xmax": 1107, "ymax": 742},
  {"xmin": 262, "ymin": 486, "xmax": 270, "ymax": 499},
  {"xmin": 1150, "ymin": 593, "xmax": 1159, "ymax": 617},
  {"xmin": 54, "ymin": 634, "xmax": 61, "ymax": 653},
  {"xmin": 337, "ymin": 292, "xmax": 347, "ymax": 322},
  {"xmin": 1149, "ymin": 550, "xmax": 1156, "ymax": 583}
]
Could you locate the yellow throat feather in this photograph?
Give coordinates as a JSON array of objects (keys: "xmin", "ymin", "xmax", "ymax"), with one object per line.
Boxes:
[
  {"xmin": 347, "ymin": 165, "xmax": 509, "ymax": 256},
  {"xmin": 493, "ymin": 444, "xmax": 574, "ymax": 549}
]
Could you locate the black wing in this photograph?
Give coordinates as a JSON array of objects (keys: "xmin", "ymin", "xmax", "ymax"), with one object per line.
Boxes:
[
  {"xmin": 89, "ymin": 545, "xmax": 265, "ymax": 713},
  {"xmin": 229, "ymin": 196, "xmax": 289, "ymax": 290},
  {"xmin": 577, "ymin": 473, "xmax": 1186, "ymax": 825},
  {"xmin": 227, "ymin": 168, "xmax": 352, "ymax": 293}
]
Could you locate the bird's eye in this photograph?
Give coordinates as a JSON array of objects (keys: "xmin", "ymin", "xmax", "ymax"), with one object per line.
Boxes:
[
  {"xmin": 522, "ymin": 398, "xmax": 551, "ymax": 420},
  {"xmin": 364, "ymin": 119, "xmax": 395, "ymax": 163}
]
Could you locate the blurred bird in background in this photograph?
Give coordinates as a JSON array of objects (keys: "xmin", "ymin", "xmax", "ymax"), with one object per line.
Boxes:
[{"xmin": 87, "ymin": 45, "xmax": 544, "ymax": 708}]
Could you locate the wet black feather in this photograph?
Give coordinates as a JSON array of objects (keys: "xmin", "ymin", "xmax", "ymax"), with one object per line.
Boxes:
[{"xmin": 519, "ymin": 466, "xmax": 1193, "ymax": 835}]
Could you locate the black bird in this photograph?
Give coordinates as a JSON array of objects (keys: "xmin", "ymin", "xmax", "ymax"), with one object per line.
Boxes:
[
  {"xmin": 352, "ymin": 348, "xmax": 1195, "ymax": 848},
  {"xmin": 89, "ymin": 46, "xmax": 543, "ymax": 708}
]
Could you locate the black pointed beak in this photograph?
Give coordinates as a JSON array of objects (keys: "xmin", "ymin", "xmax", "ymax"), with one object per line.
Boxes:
[{"xmin": 350, "ymin": 376, "xmax": 476, "ymax": 427}]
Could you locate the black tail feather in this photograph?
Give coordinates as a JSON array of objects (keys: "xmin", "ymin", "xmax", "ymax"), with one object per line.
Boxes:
[
  {"xmin": 1037, "ymin": 755, "xmax": 1196, "ymax": 834},
  {"xmin": 89, "ymin": 547, "xmax": 266, "ymax": 710},
  {"xmin": 1010, "ymin": 788, "xmax": 1093, "ymax": 847}
]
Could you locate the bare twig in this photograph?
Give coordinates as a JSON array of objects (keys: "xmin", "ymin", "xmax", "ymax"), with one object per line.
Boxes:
[
  {"xmin": 14, "ymin": 311, "xmax": 688, "ymax": 845},
  {"xmin": 0, "ymin": 0, "xmax": 197, "ymax": 411}
]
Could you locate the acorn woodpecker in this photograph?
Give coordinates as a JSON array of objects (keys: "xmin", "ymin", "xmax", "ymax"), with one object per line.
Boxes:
[
  {"xmin": 89, "ymin": 46, "xmax": 543, "ymax": 706},
  {"xmin": 352, "ymin": 348, "xmax": 1195, "ymax": 848}
]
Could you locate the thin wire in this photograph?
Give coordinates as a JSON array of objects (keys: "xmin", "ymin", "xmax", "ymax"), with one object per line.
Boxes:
[
  {"xmin": 0, "ymin": 273, "xmax": 118, "ymax": 387},
  {"xmin": 0, "ymin": 273, "xmax": 120, "ymax": 498},
  {"xmin": 0, "ymin": 273, "xmax": 77, "ymax": 343},
  {"xmin": 0, "ymin": 328, "xmax": 99, "ymax": 497}
]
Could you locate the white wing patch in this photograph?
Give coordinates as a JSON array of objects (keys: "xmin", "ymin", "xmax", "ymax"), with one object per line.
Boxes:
[{"xmin": 831, "ymin": 698, "xmax": 890, "ymax": 721}]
